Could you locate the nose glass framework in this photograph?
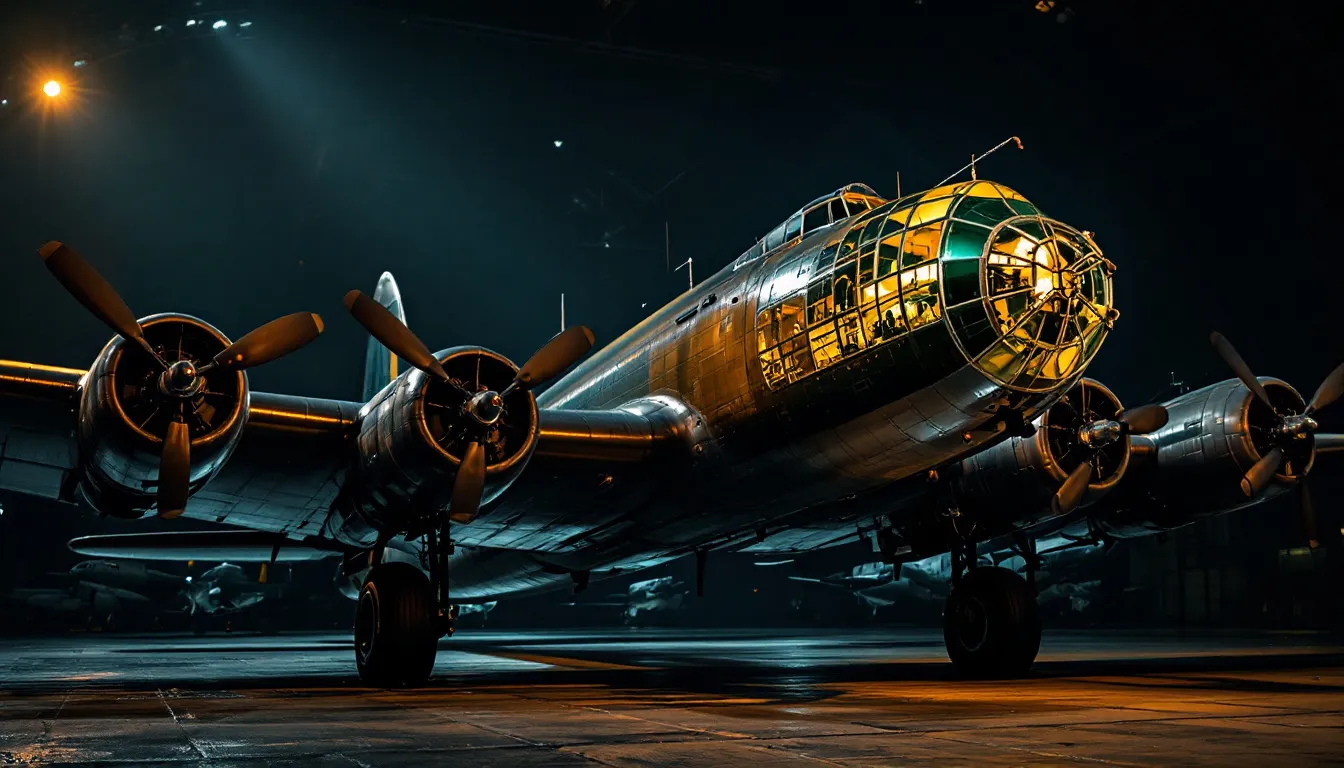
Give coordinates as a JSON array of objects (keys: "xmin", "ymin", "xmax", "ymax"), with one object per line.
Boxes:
[{"xmin": 970, "ymin": 216, "xmax": 1113, "ymax": 392}]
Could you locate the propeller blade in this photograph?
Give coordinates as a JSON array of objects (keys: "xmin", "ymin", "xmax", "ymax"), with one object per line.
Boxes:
[
  {"xmin": 1301, "ymin": 480, "xmax": 1319, "ymax": 550},
  {"xmin": 157, "ymin": 421, "xmax": 191, "ymax": 519},
  {"xmin": 1306, "ymin": 362, "xmax": 1344, "ymax": 415},
  {"xmin": 1315, "ymin": 434, "xmax": 1344, "ymax": 453},
  {"xmin": 211, "ymin": 312, "xmax": 325, "ymax": 372},
  {"xmin": 39, "ymin": 241, "xmax": 161, "ymax": 363},
  {"xmin": 448, "ymin": 440, "xmax": 486, "ymax": 524},
  {"xmin": 512, "ymin": 326, "xmax": 595, "ymax": 392},
  {"xmin": 1209, "ymin": 332, "xmax": 1274, "ymax": 412},
  {"xmin": 1119, "ymin": 404, "xmax": 1169, "ymax": 435},
  {"xmin": 343, "ymin": 290, "xmax": 449, "ymax": 383},
  {"xmin": 1051, "ymin": 460, "xmax": 1093, "ymax": 517},
  {"xmin": 1239, "ymin": 446, "xmax": 1283, "ymax": 498}
]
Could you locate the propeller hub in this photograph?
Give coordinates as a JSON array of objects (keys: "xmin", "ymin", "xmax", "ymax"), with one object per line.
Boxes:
[
  {"xmin": 466, "ymin": 390, "xmax": 505, "ymax": 427},
  {"xmin": 159, "ymin": 360, "xmax": 204, "ymax": 397},
  {"xmin": 1078, "ymin": 419, "xmax": 1122, "ymax": 449},
  {"xmin": 1277, "ymin": 414, "xmax": 1319, "ymax": 440}
]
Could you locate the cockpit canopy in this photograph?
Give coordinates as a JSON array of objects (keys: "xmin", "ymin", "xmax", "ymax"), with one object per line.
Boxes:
[{"xmin": 732, "ymin": 183, "xmax": 887, "ymax": 271}]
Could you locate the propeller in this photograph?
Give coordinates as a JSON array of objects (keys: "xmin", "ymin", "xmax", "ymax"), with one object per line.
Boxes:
[
  {"xmin": 1209, "ymin": 332, "xmax": 1342, "ymax": 548},
  {"xmin": 344, "ymin": 289, "xmax": 594, "ymax": 525},
  {"xmin": 39, "ymin": 241, "xmax": 326, "ymax": 519},
  {"xmin": 343, "ymin": 290, "xmax": 449, "ymax": 382},
  {"xmin": 1050, "ymin": 393, "xmax": 1169, "ymax": 517}
]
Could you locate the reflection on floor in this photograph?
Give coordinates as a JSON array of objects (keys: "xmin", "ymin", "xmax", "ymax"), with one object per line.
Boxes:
[{"xmin": 1, "ymin": 628, "xmax": 1341, "ymax": 766}]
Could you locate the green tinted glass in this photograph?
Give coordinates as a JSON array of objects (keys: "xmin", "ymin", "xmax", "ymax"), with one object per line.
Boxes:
[{"xmin": 955, "ymin": 196, "xmax": 1015, "ymax": 227}]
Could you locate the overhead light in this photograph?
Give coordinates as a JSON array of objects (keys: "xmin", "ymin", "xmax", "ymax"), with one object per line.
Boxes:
[
  {"xmin": 154, "ymin": 24, "xmax": 164, "ymax": 32},
  {"xmin": 43, "ymin": 80, "xmax": 61, "ymax": 98},
  {"xmin": 212, "ymin": 20, "xmax": 227, "ymax": 30},
  {"xmin": 239, "ymin": 20, "xmax": 253, "ymax": 28},
  {"xmin": 186, "ymin": 19, "xmax": 197, "ymax": 27},
  {"xmin": 553, "ymin": 140, "xmax": 563, "ymax": 148},
  {"xmin": 1, "ymin": 99, "xmax": 7, "ymax": 107},
  {"xmin": 73, "ymin": 59, "xmax": 87, "ymax": 68}
]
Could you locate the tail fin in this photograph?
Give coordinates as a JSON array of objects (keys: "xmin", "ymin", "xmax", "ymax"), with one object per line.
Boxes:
[{"xmin": 362, "ymin": 272, "xmax": 406, "ymax": 401}]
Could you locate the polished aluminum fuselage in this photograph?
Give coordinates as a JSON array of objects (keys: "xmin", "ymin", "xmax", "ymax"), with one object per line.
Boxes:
[{"xmin": 445, "ymin": 222, "xmax": 1082, "ymax": 597}]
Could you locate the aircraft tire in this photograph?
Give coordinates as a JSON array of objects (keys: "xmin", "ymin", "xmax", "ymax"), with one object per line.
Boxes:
[
  {"xmin": 942, "ymin": 566, "xmax": 1041, "ymax": 678},
  {"xmin": 354, "ymin": 562, "xmax": 438, "ymax": 687}
]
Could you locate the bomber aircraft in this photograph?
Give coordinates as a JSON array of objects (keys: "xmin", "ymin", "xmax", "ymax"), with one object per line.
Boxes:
[{"xmin": 3, "ymin": 178, "xmax": 1341, "ymax": 684}]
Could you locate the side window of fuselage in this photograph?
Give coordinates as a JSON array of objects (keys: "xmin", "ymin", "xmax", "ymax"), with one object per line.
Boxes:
[{"xmin": 756, "ymin": 291, "xmax": 812, "ymax": 389}]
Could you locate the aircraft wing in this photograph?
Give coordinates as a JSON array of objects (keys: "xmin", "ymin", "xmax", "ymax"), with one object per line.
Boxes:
[
  {"xmin": 0, "ymin": 361, "xmax": 357, "ymax": 536},
  {"xmin": 7, "ymin": 355, "xmax": 688, "ymax": 564},
  {"xmin": 0, "ymin": 361, "xmax": 83, "ymax": 500}
]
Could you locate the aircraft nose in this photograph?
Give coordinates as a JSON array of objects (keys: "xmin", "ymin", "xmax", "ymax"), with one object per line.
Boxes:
[{"xmin": 937, "ymin": 183, "xmax": 1116, "ymax": 392}]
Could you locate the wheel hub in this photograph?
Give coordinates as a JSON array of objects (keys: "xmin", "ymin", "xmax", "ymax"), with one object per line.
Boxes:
[
  {"xmin": 955, "ymin": 596, "xmax": 990, "ymax": 652},
  {"xmin": 355, "ymin": 587, "xmax": 378, "ymax": 664}
]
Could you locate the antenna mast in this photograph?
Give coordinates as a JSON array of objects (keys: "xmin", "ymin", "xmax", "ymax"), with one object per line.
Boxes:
[
  {"xmin": 935, "ymin": 136, "xmax": 1024, "ymax": 188},
  {"xmin": 675, "ymin": 257, "xmax": 694, "ymax": 290},
  {"xmin": 560, "ymin": 293, "xmax": 565, "ymax": 332}
]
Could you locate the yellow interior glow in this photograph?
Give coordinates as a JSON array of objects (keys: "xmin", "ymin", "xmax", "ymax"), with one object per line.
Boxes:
[
  {"xmin": 43, "ymin": 80, "xmax": 61, "ymax": 97},
  {"xmin": 1034, "ymin": 277, "xmax": 1054, "ymax": 296}
]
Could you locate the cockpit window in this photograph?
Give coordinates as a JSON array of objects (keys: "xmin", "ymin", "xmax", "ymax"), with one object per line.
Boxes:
[
  {"xmin": 803, "ymin": 204, "xmax": 829, "ymax": 235},
  {"xmin": 829, "ymin": 198, "xmax": 847, "ymax": 223},
  {"xmin": 785, "ymin": 214, "xmax": 802, "ymax": 242}
]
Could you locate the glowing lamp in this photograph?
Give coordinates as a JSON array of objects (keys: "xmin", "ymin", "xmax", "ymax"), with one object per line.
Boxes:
[{"xmin": 43, "ymin": 80, "xmax": 61, "ymax": 98}]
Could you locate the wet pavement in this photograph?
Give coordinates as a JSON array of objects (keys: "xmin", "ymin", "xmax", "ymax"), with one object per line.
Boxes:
[{"xmin": 1, "ymin": 628, "xmax": 1341, "ymax": 766}]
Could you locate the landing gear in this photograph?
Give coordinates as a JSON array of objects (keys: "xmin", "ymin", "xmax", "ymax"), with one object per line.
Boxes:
[
  {"xmin": 354, "ymin": 562, "xmax": 438, "ymax": 687},
  {"xmin": 943, "ymin": 566, "xmax": 1041, "ymax": 678}
]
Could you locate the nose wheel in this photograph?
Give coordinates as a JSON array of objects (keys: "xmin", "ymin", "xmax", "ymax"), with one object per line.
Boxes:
[{"xmin": 943, "ymin": 566, "xmax": 1041, "ymax": 678}]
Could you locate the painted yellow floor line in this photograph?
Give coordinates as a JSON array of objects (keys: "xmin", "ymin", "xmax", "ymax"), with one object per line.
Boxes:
[{"xmin": 479, "ymin": 650, "xmax": 649, "ymax": 671}]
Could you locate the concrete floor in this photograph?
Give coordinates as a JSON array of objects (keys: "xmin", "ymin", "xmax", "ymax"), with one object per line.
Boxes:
[{"xmin": 1, "ymin": 628, "xmax": 1341, "ymax": 766}]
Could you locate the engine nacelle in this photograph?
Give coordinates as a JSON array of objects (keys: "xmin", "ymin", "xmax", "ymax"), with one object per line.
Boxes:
[
  {"xmin": 1086, "ymin": 377, "xmax": 1311, "ymax": 537},
  {"xmin": 954, "ymin": 378, "xmax": 1130, "ymax": 531},
  {"xmin": 76, "ymin": 314, "xmax": 249, "ymax": 518},
  {"xmin": 327, "ymin": 346, "xmax": 539, "ymax": 543}
]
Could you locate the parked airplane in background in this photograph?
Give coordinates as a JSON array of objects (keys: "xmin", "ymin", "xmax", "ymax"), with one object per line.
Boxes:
[
  {"xmin": 5, "ymin": 170, "xmax": 1341, "ymax": 684},
  {"xmin": 565, "ymin": 575, "xmax": 688, "ymax": 624},
  {"xmin": 2, "ymin": 558, "xmax": 285, "ymax": 629},
  {"xmin": 2, "ymin": 559, "xmax": 179, "ymax": 628},
  {"xmin": 788, "ymin": 534, "xmax": 1107, "ymax": 616},
  {"xmin": 180, "ymin": 562, "xmax": 286, "ymax": 621}
]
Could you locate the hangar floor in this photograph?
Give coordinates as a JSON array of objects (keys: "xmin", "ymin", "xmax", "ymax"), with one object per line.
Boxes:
[{"xmin": 1, "ymin": 628, "xmax": 1341, "ymax": 766}]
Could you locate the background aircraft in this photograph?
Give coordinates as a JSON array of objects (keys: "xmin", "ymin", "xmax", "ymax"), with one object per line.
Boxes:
[
  {"xmin": 564, "ymin": 575, "xmax": 689, "ymax": 624},
  {"xmin": 786, "ymin": 534, "xmax": 1108, "ymax": 618},
  {"xmin": 1, "ymin": 559, "xmax": 178, "ymax": 629}
]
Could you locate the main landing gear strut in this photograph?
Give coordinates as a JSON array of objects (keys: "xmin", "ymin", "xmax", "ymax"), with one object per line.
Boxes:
[{"xmin": 941, "ymin": 539, "xmax": 1042, "ymax": 678}]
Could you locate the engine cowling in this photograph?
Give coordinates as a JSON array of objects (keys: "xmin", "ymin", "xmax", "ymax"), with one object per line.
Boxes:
[
  {"xmin": 327, "ymin": 346, "xmax": 539, "ymax": 543},
  {"xmin": 1087, "ymin": 377, "xmax": 1312, "ymax": 537},
  {"xmin": 76, "ymin": 314, "xmax": 249, "ymax": 518},
  {"xmin": 954, "ymin": 378, "xmax": 1131, "ymax": 530}
]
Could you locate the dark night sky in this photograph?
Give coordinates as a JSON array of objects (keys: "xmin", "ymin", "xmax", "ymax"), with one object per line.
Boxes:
[
  {"xmin": 0, "ymin": 1, "xmax": 1340, "ymax": 604},
  {"xmin": 1, "ymin": 0, "xmax": 1337, "ymax": 405}
]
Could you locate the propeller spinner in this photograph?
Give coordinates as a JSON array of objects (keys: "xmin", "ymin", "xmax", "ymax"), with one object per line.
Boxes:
[
  {"xmin": 343, "ymin": 289, "xmax": 593, "ymax": 524},
  {"xmin": 1050, "ymin": 386, "xmax": 1170, "ymax": 517},
  {"xmin": 39, "ymin": 241, "xmax": 325, "ymax": 519}
]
